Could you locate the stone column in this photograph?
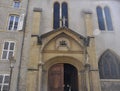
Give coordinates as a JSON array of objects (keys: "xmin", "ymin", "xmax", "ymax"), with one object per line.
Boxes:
[
  {"xmin": 85, "ymin": 64, "xmax": 91, "ymax": 91},
  {"xmin": 38, "ymin": 63, "xmax": 44, "ymax": 91},
  {"xmin": 32, "ymin": 8, "xmax": 42, "ymax": 35},
  {"xmin": 26, "ymin": 8, "xmax": 42, "ymax": 91},
  {"xmin": 27, "ymin": 70, "xmax": 38, "ymax": 91},
  {"xmin": 80, "ymin": 70, "xmax": 86, "ymax": 91},
  {"xmin": 84, "ymin": 11, "xmax": 101, "ymax": 91}
]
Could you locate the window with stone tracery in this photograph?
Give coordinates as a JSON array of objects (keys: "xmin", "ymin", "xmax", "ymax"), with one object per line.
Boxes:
[{"xmin": 98, "ymin": 50, "xmax": 120, "ymax": 79}]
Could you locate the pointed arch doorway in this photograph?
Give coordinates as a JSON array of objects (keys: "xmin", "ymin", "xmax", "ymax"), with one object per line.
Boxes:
[{"xmin": 48, "ymin": 63, "xmax": 78, "ymax": 91}]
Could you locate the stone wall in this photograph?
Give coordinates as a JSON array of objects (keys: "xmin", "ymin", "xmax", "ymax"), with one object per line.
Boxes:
[{"xmin": 101, "ymin": 80, "xmax": 120, "ymax": 91}]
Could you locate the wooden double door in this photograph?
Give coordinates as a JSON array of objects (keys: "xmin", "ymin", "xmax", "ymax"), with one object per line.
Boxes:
[{"xmin": 48, "ymin": 63, "xmax": 78, "ymax": 91}]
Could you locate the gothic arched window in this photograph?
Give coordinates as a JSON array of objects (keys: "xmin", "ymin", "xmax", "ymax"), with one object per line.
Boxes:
[
  {"xmin": 98, "ymin": 50, "xmax": 120, "ymax": 79},
  {"xmin": 62, "ymin": 2, "xmax": 68, "ymax": 27},
  {"xmin": 104, "ymin": 7, "xmax": 113, "ymax": 31},
  {"xmin": 53, "ymin": 2, "xmax": 60, "ymax": 29},
  {"xmin": 96, "ymin": 6, "xmax": 105, "ymax": 30}
]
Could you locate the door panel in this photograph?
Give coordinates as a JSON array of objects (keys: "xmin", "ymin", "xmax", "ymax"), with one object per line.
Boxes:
[
  {"xmin": 48, "ymin": 63, "xmax": 78, "ymax": 91},
  {"xmin": 48, "ymin": 64, "xmax": 64, "ymax": 91}
]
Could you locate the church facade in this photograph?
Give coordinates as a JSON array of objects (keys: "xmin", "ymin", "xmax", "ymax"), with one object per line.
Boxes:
[{"xmin": 0, "ymin": 0, "xmax": 120, "ymax": 91}]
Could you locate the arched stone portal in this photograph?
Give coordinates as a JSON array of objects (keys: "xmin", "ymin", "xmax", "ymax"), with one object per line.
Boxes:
[
  {"xmin": 39, "ymin": 28, "xmax": 87, "ymax": 91},
  {"xmin": 41, "ymin": 56, "xmax": 85, "ymax": 91},
  {"xmin": 28, "ymin": 28, "xmax": 101, "ymax": 91}
]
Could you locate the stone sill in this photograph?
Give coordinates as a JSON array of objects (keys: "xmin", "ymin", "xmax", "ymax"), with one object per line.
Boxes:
[{"xmin": 100, "ymin": 79, "xmax": 120, "ymax": 82}]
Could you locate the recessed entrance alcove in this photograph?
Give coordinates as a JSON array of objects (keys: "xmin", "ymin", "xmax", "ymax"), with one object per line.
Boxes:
[{"xmin": 48, "ymin": 63, "xmax": 78, "ymax": 91}]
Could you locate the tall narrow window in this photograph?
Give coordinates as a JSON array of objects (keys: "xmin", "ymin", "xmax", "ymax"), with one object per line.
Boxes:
[
  {"xmin": 53, "ymin": 2, "xmax": 68, "ymax": 29},
  {"xmin": 8, "ymin": 15, "xmax": 19, "ymax": 31},
  {"xmin": 62, "ymin": 2, "xmax": 68, "ymax": 27},
  {"xmin": 104, "ymin": 7, "xmax": 113, "ymax": 31},
  {"xmin": 53, "ymin": 2, "xmax": 60, "ymax": 29},
  {"xmin": 96, "ymin": 6, "xmax": 105, "ymax": 30},
  {"xmin": 1, "ymin": 41, "xmax": 15, "ymax": 60},
  {"xmin": 0, "ymin": 74, "xmax": 10, "ymax": 91}
]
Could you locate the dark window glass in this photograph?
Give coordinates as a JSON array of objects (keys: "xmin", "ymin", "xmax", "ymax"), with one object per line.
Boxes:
[
  {"xmin": 14, "ymin": 16, "xmax": 19, "ymax": 30},
  {"xmin": 96, "ymin": 7, "xmax": 105, "ymax": 30},
  {"xmin": 2, "ymin": 42, "xmax": 15, "ymax": 60},
  {"xmin": 103, "ymin": 60, "xmax": 110, "ymax": 78},
  {"xmin": 0, "ymin": 75, "xmax": 3, "ymax": 83},
  {"xmin": 8, "ymin": 16, "xmax": 14, "ymax": 30},
  {"xmin": 4, "ymin": 42, "xmax": 9, "ymax": 50},
  {"xmin": 98, "ymin": 50, "xmax": 120, "ymax": 79},
  {"xmin": 0, "ymin": 85, "xmax": 1, "ymax": 90},
  {"xmin": 111, "ymin": 62, "xmax": 117, "ymax": 78},
  {"xmin": 104, "ymin": 7, "xmax": 113, "ymax": 31},
  {"xmin": 8, "ymin": 51, "xmax": 13, "ymax": 59},
  {"xmin": 14, "ymin": 1, "xmax": 20, "ymax": 8},
  {"xmin": 4, "ymin": 76, "xmax": 10, "ymax": 83},
  {"xmin": 0, "ymin": 75, "xmax": 10, "ymax": 91},
  {"xmin": 2, "ymin": 51, "xmax": 7, "ymax": 59},
  {"xmin": 119, "ymin": 64, "xmax": 120, "ymax": 78},
  {"xmin": 10, "ymin": 43, "xmax": 14, "ymax": 50},
  {"xmin": 62, "ymin": 2, "xmax": 68, "ymax": 27},
  {"xmin": 53, "ymin": 2, "xmax": 60, "ymax": 29},
  {"xmin": 98, "ymin": 61, "xmax": 104, "ymax": 78},
  {"xmin": 3, "ymin": 85, "xmax": 9, "ymax": 91},
  {"xmin": 8, "ymin": 15, "xmax": 19, "ymax": 30}
]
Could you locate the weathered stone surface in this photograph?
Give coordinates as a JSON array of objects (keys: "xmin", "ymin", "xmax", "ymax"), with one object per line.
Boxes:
[{"xmin": 101, "ymin": 81, "xmax": 120, "ymax": 91}]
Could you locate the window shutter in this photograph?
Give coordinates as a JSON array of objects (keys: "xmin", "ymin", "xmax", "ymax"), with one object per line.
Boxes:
[{"xmin": 17, "ymin": 14, "xmax": 25, "ymax": 30}]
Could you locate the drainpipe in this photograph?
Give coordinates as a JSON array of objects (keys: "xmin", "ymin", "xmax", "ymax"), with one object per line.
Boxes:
[{"xmin": 16, "ymin": 0, "xmax": 29, "ymax": 91}]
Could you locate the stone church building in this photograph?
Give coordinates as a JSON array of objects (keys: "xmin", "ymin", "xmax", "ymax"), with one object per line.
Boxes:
[{"xmin": 0, "ymin": 0, "xmax": 120, "ymax": 91}]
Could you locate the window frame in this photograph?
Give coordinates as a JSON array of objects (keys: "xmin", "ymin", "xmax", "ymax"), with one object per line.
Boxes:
[
  {"xmin": 53, "ymin": 2, "xmax": 68, "ymax": 29},
  {"xmin": 0, "ymin": 74, "xmax": 10, "ymax": 91},
  {"xmin": 1, "ymin": 41, "xmax": 16, "ymax": 60},
  {"xmin": 99, "ymin": 59, "xmax": 118, "ymax": 79},
  {"xmin": 98, "ymin": 51, "xmax": 120, "ymax": 79},
  {"xmin": 104, "ymin": 6, "xmax": 113, "ymax": 31},
  {"xmin": 13, "ymin": 1, "xmax": 20, "ymax": 8},
  {"xmin": 96, "ymin": 6, "xmax": 105, "ymax": 31},
  {"xmin": 62, "ymin": 2, "xmax": 68, "ymax": 27},
  {"xmin": 8, "ymin": 15, "xmax": 20, "ymax": 31},
  {"xmin": 53, "ymin": 2, "xmax": 60, "ymax": 29},
  {"xmin": 96, "ymin": 6, "xmax": 113, "ymax": 31}
]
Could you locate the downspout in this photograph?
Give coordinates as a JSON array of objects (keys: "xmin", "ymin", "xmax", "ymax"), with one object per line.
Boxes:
[{"xmin": 16, "ymin": 0, "xmax": 29, "ymax": 91}]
